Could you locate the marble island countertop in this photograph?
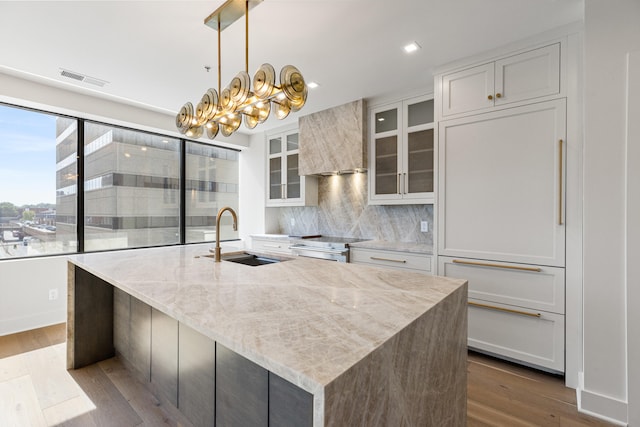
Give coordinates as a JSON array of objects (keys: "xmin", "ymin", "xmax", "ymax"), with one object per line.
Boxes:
[{"xmin": 67, "ymin": 243, "xmax": 466, "ymax": 425}]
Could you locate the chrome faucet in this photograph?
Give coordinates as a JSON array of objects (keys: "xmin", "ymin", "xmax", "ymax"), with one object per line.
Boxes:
[{"xmin": 214, "ymin": 206, "xmax": 238, "ymax": 262}]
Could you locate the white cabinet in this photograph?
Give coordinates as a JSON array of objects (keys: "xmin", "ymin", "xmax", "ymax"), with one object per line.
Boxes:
[
  {"xmin": 436, "ymin": 40, "xmax": 568, "ymax": 372},
  {"xmin": 251, "ymin": 236, "xmax": 293, "ymax": 255},
  {"xmin": 467, "ymin": 298, "xmax": 565, "ymax": 373},
  {"xmin": 350, "ymin": 247, "xmax": 432, "ymax": 274},
  {"xmin": 267, "ymin": 129, "xmax": 317, "ymax": 207},
  {"xmin": 438, "ymin": 99, "xmax": 566, "ymax": 267},
  {"xmin": 439, "ymin": 256, "xmax": 565, "ymax": 373},
  {"xmin": 440, "ymin": 43, "xmax": 560, "ymax": 118},
  {"xmin": 368, "ymin": 95, "xmax": 435, "ymax": 205}
]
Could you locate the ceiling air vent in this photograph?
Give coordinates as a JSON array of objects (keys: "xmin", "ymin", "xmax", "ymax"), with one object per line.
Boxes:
[{"xmin": 59, "ymin": 68, "xmax": 108, "ymax": 87}]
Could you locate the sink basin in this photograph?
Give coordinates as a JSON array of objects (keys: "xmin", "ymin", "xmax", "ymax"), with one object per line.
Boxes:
[{"xmin": 221, "ymin": 252, "xmax": 283, "ymax": 267}]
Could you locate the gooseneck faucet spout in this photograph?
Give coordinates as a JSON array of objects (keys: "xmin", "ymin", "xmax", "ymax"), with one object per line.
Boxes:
[{"xmin": 214, "ymin": 206, "xmax": 238, "ymax": 262}]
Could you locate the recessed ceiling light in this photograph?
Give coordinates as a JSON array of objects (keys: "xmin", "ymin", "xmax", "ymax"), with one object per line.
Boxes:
[
  {"xmin": 404, "ymin": 42, "xmax": 421, "ymax": 53},
  {"xmin": 307, "ymin": 81, "xmax": 320, "ymax": 89}
]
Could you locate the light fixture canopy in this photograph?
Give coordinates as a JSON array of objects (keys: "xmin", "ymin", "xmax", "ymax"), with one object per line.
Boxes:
[{"xmin": 176, "ymin": 0, "xmax": 308, "ymax": 139}]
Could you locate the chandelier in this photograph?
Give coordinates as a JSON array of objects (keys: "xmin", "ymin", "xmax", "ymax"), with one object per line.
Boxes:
[{"xmin": 176, "ymin": 0, "xmax": 308, "ymax": 139}]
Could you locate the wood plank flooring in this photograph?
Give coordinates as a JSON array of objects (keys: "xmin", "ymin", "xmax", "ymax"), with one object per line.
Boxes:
[{"xmin": 0, "ymin": 323, "xmax": 615, "ymax": 426}]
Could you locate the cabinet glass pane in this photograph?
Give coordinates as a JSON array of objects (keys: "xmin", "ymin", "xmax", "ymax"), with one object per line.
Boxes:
[
  {"xmin": 286, "ymin": 154, "xmax": 300, "ymax": 199},
  {"xmin": 269, "ymin": 157, "xmax": 282, "ymax": 200},
  {"xmin": 407, "ymin": 100, "xmax": 434, "ymax": 127},
  {"xmin": 407, "ymin": 129, "xmax": 434, "ymax": 193},
  {"xmin": 375, "ymin": 135, "xmax": 399, "ymax": 195},
  {"xmin": 286, "ymin": 133, "xmax": 299, "ymax": 151},
  {"xmin": 269, "ymin": 137, "xmax": 282, "ymax": 155},
  {"xmin": 374, "ymin": 108, "xmax": 398, "ymax": 133}
]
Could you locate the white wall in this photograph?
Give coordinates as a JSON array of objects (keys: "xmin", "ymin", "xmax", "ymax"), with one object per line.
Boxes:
[
  {"xmin": 581, "ymin": 0, "xmax": 640, "ymax": 424},
  {"xmin": 626, "ymin": 49, "xmax": 640, "ymax": 426},
  {"xmin": 238, "ymin": 132, "xmax": 267, "ymax": 241},
  {"xmin": 0, "ymin": 256, "xmax": 67, "ymax": 335}
]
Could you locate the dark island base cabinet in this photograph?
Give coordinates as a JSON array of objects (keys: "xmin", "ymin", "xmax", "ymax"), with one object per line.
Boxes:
[{"xmin": 94, "ymin": 273, "xmax": 312, "ymax": 426}]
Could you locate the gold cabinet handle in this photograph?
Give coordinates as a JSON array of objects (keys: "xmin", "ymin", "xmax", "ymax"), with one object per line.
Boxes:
[
  {"xmin": 452, "ymin": 259, "xmax": 541, "ymax": 272},
  {"xmin": 370, "ymin": 256, "xmax": 407, "ymax": 264},
  {"xmin": 558, "ymin": 139, "xmax": 564, "ymax": 225},
  {"xmin": 495, "ymin": 93, "xmax": 502, "ymax": 98},
  {"xmin": 403, "ymin": 172, "xmax": 408, "ymax": 195},
  {"xmin": 468, "ymin": 301, "xmax": 541, "ymax": 318},
  {"xmin": 397, "ymin": 173, "xmax": 401, "ymax": 194},
  {"xmin": 487, "ymin": 95, "xmax": 493, "ymax": 100}
]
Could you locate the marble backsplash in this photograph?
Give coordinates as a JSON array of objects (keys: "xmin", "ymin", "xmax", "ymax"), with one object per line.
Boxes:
[{"xmin": 267, "ymin": 172, "xmax": 433, "ymax": 245}]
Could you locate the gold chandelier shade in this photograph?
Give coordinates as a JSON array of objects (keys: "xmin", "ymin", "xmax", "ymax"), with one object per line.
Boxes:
[{"xmin": 176, "ymin": 0, "xmax": 307, "ymax": 139}]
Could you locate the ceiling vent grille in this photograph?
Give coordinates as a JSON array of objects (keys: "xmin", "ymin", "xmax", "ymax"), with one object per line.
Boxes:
[{"xmin": 59, "ymin": 68, "xmax": 108, "ymax": 87}]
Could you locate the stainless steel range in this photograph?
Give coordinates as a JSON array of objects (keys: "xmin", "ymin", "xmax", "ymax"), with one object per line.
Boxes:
[{"xmin": 290, "ymin": 236, "xmax": 368, "ymax": 262}]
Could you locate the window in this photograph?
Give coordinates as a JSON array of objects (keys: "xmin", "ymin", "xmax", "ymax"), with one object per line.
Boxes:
[
  {"xmin": 83, "ymin": 123, "xmax": 181, "ymax": 251},
  {"xmin": 185, "ymin": 141, "xmax": 239, "ymax": 243},
  {"xmin": 0, "ymin": 102, "xmax": 240, "ymax": 260},
  {"xmin": 0, "ymin": 105, "xmax": 77, "ymax": 259}
]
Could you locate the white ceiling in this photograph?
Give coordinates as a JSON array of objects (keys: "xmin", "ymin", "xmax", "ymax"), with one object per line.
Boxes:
[{"xmin": 0, "ymin": 0, "xmax": 583, "ymax": 134}]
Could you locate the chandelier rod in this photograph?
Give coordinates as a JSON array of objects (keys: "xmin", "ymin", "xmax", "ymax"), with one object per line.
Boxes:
[
  {"xmin": 217, "ymin": 18, "xmax": 222, "ymax": 96},
  {"xmin": 245, "ymin": 0, "xmax": 250, "ymax": 73}
]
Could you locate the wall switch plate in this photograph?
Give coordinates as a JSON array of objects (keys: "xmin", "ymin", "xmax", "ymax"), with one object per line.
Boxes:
[
  {"xmin": 420, "ymin": 221, "xmax": 429, "ymax": 232},
  {"xmin": 49, "ymin": 289, "xmax": 58, "ymax": 301}
]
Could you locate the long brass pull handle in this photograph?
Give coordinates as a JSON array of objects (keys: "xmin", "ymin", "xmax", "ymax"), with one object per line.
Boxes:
[
  {"xmin": 468, "ymin": 301, "xmax": 541, "ymax": 318},
  {"xmin": 404, "ymin": 172, "xmax": 408, "ymax": 194},
  {"xmin": 452, "ymin": 259, "xmax": 542, "ymax": 272},
  {"xmin": 397, "ymin": 173, "xmax": 401, "ymax": 194},
  {"xmin": 558, "ymin": 139, "xmax": 564, "ymax": 225},
  {"xmin": 280, "ymin": 183, "xmax": 285, "ymax": 199},
  {"xmin": 370, "ymin": 256, "xmax": 407, "ymax": 264}
]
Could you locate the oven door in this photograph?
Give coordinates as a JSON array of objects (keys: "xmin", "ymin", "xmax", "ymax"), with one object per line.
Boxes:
[{"xmin": 289, "ymin": 244, "xmax": 348, "ymax": 262}]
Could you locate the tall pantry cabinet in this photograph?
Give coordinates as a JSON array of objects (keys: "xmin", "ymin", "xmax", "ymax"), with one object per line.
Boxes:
[{"xmin": 435, "ymin": 41, "xmax": 569, "ymax": 373}]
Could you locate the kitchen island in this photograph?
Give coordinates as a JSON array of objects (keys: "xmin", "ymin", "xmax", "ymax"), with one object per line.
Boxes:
[{"xmin": 66, "ymin": 243, "xmax": 467, "ymax": 427}]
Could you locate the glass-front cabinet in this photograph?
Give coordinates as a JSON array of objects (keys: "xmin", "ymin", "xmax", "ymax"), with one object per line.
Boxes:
[
  {"xmin": 267, "ymin": 128, "xmax": 317, "ymax": 207},
  {"xmin": 369, "ymin": 94, "xmax": 435, "ymax": 204}
]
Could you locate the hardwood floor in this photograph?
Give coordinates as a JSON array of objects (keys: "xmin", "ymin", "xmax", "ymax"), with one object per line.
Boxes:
[{"xmin": 0, "ymin": 324, "xmax": 614, "ymax": 426}]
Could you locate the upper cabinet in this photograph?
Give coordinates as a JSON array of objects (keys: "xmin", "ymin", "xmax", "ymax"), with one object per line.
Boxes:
[
  {"xmin": 266, "ymin": 128, "xmax": 318, "ymax": 207},
  {"xmin": 440, "ymin": 43, "xmax": 560, "ymax": 118},
  {"xmin": 369, "ymin": 94, "xmax": 435, "ymax": 205}
]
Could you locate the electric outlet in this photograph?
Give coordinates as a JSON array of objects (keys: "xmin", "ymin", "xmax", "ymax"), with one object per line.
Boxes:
[
  {"xmin": 49, "ymin": 289, "xmax": 58, "ymax": 301},
  {"xmin": 290, "ymin": 217, "xmax": 295, "ymax": 227},
  {"xmin": 420, "ymin": 221, "xmax": 429, "ymax": 232}
]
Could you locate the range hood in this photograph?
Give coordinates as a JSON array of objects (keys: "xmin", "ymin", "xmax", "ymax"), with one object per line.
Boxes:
[{"xmin": 298, "ymin": 99, "xmax": 366, "ymax": 175}]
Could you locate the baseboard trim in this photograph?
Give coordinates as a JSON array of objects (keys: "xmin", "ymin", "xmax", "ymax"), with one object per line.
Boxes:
[
  {"xmin": 577, "ymin": 372, "xmax": 628, "ymax": 426},
  {"xmin": 0, "ymin": 309, "xmax": 66, "ymax": 336}
]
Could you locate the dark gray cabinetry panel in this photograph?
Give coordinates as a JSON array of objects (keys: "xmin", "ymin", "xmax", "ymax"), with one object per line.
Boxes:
[
  {"xmin": 72, "ymin": 266, "xmax": 114, "ymax": 368},
  {"xmin": 216, "ymin": 343, "xmax": 268, "ymax": 427},
  {"xmin": 113, "ymin": 288, "xmax": 130, "ymax": 361},
  {"xmin": 178, "ymin": 323, "xmax": 216, "ymax": 427},
  {"xmin": 269, "ymin": 372, "xmax": 313, "ymax": 427},
  {"xmin": 151, "ymin": 308, "xmax": 178, "ymax": 406},
  {"xmin": 129, "ymin": 296, "xmax": 151, "ymax": 381}
]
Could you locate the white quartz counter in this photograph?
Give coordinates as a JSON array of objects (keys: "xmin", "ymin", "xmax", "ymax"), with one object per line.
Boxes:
[{"xmin": 67, "ymin": 243, "xmax": 462, "ymax": 397}]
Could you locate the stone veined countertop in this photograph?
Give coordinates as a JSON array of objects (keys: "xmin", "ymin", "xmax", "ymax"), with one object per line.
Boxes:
[{"xmin": 67, "ymin": 243, "xmax": 466, "ymax": 425}]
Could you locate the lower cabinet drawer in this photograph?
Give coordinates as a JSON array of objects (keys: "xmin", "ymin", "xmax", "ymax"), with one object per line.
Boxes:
[
  {"xmin": 468, "ymin": 298, "xmax": 564, "ymax": 373},
  {"xmin": 439, "ymin": 256, "xmax": 565, "ymax": 314},
  {"xmin": 252, "ymin": 238, "xmax": 293, "ymax": 255},
  {"xmin": 350, "ymin": 248, "xmax": 432, "ymax": 274}
]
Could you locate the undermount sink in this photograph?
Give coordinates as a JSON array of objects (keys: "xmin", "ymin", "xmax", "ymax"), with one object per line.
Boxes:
[{"xmin": 221, "ymin": 252, "xmax": 283, "ymax": 267}]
